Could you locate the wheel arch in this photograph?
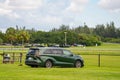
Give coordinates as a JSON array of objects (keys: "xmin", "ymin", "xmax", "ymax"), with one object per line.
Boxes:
[
  {"xmin": 75, "ymin": 59, "xmax": 84, "ymax": 67},
  {"xmin": 44, "ymin": 58, "xmax": 55, "ymax": 66}
]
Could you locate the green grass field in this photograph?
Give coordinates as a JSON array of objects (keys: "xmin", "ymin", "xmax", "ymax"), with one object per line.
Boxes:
[
  {"xmin": 66, "ymin": 43, "xmax": 120, "ymax": 55},
  {"xmin": 0, "ymin": 43, "xmax": 120, "ymax": 80},
  {"xmin": 0, "ymin": 64, "xmax": 119, "ymax": 80}
]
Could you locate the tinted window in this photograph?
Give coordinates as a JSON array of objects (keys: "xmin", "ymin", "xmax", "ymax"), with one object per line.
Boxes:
[
  {"xmin": 63, "ymin": 50, "xmax": 72, "ymax": 56},
  {"xmin": 44, "ymin": 49, "xmax": 63, "ymax": 54},
  {"xmin": 44, "ymin": 49, "xmax": 52, "ymax": 54},
  {"xmin": 28, "ymin": 50, "xmax": 35, "ymax": 54},
  {"xmin": 28, "ymin": 49, "xmax": 40, "ymax": 56},
  {"xmin": 52, "ymin": 49, "xmax": 63, "ymax": 55}
]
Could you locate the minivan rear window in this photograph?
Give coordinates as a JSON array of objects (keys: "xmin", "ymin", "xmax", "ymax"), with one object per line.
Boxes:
[{"xmin": 28, "ymin": 49, "xmax": 40, "ymax": 55}]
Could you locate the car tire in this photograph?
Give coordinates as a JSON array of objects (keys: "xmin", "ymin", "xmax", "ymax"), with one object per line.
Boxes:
[
  {"xmin": 45, "ymin": 60, "xmax": 53, "ymax": 68},
  {"xmin": 74, "ymin": 60, "xmax": 82, "ymax": 68}
]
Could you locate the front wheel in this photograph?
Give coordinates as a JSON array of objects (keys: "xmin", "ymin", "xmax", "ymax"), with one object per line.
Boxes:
[
  {"xmin": 74, "ymin": 61, "xmax": 82, "ymax": 68},
  {"xmin": 45, "ymin": 60, "xmax": 53, "ymax": 68}
]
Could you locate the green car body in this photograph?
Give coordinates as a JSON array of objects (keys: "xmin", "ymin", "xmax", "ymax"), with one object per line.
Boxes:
[{"xmin": 25, "ymin": 47, "xmax": 84, "ymax": 68}]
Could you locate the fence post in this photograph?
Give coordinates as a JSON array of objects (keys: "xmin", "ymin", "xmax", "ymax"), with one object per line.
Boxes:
[
  {"xmin": 19, "ymin": 53, "xmax": 23, "ymax": 66},
  {"xmin": 98, "ymin": 54, "xmax": 100, "ymax": 67},
  {"xmin": 3, "ymin": 52, "xmax": 5, "ymax": 63},
  {"xmin": 12, "ymin": 53, "xmax": 15, "ymax": 63}
]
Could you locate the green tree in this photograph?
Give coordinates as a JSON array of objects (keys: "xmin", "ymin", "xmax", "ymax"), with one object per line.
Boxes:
[
  {"xmin": 0, "ymin": 38, "xmax": 3, "ymax": 44},
  {"xmin": 94, "ymin": 24, "xmax": 106, "ymax": 37},
  {"xmin": 6, "ymin": 27, "xmax": 16, "ymax": 44},
  {"xmin": 105, "ymin": 22, "xmax": 116, "ymax": 38},
  {"xmin": 0, "ymin": 31, "xmax": 5, "ymax": 43},
  {"xmin": 116, "ymin": 28, "xmax": 120, "ymax": 38},
  {"xmin": 17, "ymin": 30, "xmax": 30, "ymax": 44},
  {"xmin": 83, "ymin": 23, "xmax": 90, "ymax": 34},
  {"xmin": 78, "ymin": 34, "xmax": 101, "ymax": 46}
]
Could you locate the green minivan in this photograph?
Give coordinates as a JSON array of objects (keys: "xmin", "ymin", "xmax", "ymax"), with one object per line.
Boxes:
[{"xmin": 25, "ymin": 47, "xmax": 84, "ymax": 68}]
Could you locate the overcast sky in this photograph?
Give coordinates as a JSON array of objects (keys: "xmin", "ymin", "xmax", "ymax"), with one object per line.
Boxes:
[{"xmin": 0, "ymin": 0, "xmax": 120, "ymax": 32}]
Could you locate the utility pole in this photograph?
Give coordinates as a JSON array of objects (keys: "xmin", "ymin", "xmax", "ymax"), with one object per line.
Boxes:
[{"xmin": 64, "ymin": 32, "xmax": 67, "ymax": 46}]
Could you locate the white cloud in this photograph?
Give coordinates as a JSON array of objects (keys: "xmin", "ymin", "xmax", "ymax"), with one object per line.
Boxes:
[
  {"xmin": 66, "ymin": 0, "xmax": 89, "ymax": 13},
  {"xmin": 0, "ymin": 1, "xmax": 20, "ymax": 19},
  {"xmin": 9, "ymin": 0, "xmax": 43, "ymax": 10},
  {"xmin": 42, "ymin": 15, "xmax": 62, "ymax": 24},
  {"xmin": 0, "ymin": 0, "xmax": 89, "ymax": 22},
  {"xmin": 0, "ymin": 0, "xmax": 43, "ymax": 19},
  {"xmin": 0, "ymin": 8, "xmax": 11, "ymax": 15},
  {"xmin": 24, "ymin": 13, "xmax": 62, "ymax": 26},
  {"xmin": 0, "ymin": 0, "xmax": 89, "ymax": 30},
  {"xmin": 98, "ymin": 0, "xmax": 120, "ymax": 12}
]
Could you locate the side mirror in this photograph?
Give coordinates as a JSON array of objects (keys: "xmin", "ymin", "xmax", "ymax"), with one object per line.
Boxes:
[{"xmin": 70, "ymin": 54, "xmax": 73, "ymax": 56}]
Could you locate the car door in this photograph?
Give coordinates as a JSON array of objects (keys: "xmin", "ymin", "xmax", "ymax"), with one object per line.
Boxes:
[
  {"xmin": 54, "ymin": 49, "xmax": 75, "ymax": 65},
  {"xmin": 61, "ymin": 50, "xmax": 75, "ymax": 64}
]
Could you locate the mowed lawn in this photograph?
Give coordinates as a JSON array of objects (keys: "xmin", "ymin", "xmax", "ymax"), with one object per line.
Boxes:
[
  {"xmin": 0, "ymin": 43, "xmax": 120, "ymax": 80},
  {"xmin": 0, "ymin": 64, "xmax": 120, "ymax": 80}
]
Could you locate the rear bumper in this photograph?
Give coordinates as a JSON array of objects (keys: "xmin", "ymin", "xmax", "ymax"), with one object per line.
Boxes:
[{"xmin": 25, "ymin": 60, "xmax": 43, "ymax": 66}]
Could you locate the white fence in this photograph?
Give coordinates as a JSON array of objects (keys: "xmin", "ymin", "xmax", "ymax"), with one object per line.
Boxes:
[{"xmin": 0, "ymin": 48, "xmax": 29, "ymax": 53}]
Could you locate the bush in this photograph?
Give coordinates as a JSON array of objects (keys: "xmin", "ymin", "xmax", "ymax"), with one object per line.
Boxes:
[
  {"xmin": 109, "ymin": 38, "xmax": 120, "ymax": 43},
  {"xmin": 78, "ymin": 34, "xmax": 101, "ymax": 46}
]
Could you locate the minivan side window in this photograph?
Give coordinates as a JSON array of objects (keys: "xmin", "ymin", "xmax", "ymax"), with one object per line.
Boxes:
[
  {"xmin": 52, "ymin": 49, "xmax": 63, "ymax": 55},
  {"xmin": 63, "ymin": 50, "xmax": 72, "ymax": 56},
  {"xmin": 44, "ymin": 49, "xmax": 63, "ymax": 54},
  {"xmin": 44, "ymin": 49, "xmax": 52, "ymax": 54}
]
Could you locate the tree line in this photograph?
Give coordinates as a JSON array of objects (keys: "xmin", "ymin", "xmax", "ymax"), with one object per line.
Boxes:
[{"xmin": 0, "ymin": 22, "xmax": 120, "ymax": 46}]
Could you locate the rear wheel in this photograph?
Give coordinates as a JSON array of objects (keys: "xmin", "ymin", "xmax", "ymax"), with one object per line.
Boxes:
[
  {"xmin": 45, "ymin": 60, "xmax": 53, "ymax": 68},
  {"xmin": 74, "ymin": 61, "xmax": 82, "ymax": 68}
]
